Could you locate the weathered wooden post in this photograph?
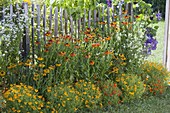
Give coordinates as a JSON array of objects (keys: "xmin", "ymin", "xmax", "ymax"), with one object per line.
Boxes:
[
  {"xmin": 22, "ymin": 3, "xmax": 30, "ymax": 61},
  {"xmin": 164, "ymin": 0, "xmax": 170, "ymax": 71}
]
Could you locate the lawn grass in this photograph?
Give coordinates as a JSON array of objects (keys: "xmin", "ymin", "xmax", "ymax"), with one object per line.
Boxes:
[{"xmin": 146, "ymin": 21, "xmax": 165, "ymax": 64}]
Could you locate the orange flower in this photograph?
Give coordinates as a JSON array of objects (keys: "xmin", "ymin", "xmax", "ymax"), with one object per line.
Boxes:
[
  {"xmin": 92, "ymin": 43, "xmax": 100, "ymax": 48},
  {"xmin": 56, "ymin": 40, "xmax": 60, "ymax": 44},
  {"xmin": 104, "ymin": 50, "xmax": 112, "ymax": 55},
  {"xmin": 45, "ymin": 43, "xmax": 52, "ymax": 48},
  {"xmin": 84, "ymin": 38, "xmax": 89, "ymax": 43},
  {"xmin": 58, "ymin": 52, "xmax": 66, "ymax": 56},
  {"xmin": 64, "ymin": 43, "xmax": 70, "ymax": 47},
  {"xmin": 90, "ymin": 61, "xmax": 95, "ymax": 65},
  {"xmin": 122, "ymin": 22, "xmax": 128, "ymax": 25},
  {"xmin": 124, "ymin": 15, "xmax": 129, "ymax": 19},
  {"xmin": 65, "ymin": 35, "xmax": 71, "ymax": 40},
  {"xmin": 70, "ymin": 53, "xmax": 76, "ymax": 57},
  {"xmin": 122, "ymin": 10, "xmax": 128, "ymax": 14},
  {"xmin": 45, "ymin": 31, "xmax": 52, "ymax": 36},
  {"xmin": 105, "ymin": 36, "xmax": 111, "ymax": 41},
  {"xmin": 110, "ymin": 22, "xmax": 117, "ymax": 28},
  {"xmin": 98, "ymin": 21, "xmax": 106, "ymax": 25},
  {"xmin": 86, "ymin": 28, "xmax": 91, "ymax": 32}
]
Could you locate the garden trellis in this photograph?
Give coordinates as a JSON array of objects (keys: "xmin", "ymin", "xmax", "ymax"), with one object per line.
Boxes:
[{"xmin": 0, "ymin": 2, "xmax": 134, "ymax": 62}]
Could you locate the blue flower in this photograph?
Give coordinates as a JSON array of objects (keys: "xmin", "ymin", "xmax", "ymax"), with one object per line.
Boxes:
[
  {"xmin": 106, "ymin": 0, "xmax": 112, "ymax": 7},
  {"xmin": 156, "ymin": 12, "xmax": 162, "ymax": 21}
]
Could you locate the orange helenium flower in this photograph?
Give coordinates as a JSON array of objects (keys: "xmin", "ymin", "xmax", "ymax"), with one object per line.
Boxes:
[
  {"xmin": 92, "ymin": 43, "xmax": 100, "ymax": 48},
  {"xmin": 90, "ymin": 61, "xmax": 95, "ymax": 65},
  {"xmin": 105, "ymin": 36, "xmax": 111, "ymax": 41},
  {"xmin": 70, "ymin": 53, "xmax": 76, "ymax": 57},
  {"xmin": 45, "ymin": 31, "xmax": 52, "ymax": 36},
  {"xmin": 64, "ymin": 43, "xmax": 70, "ymax": 47},
  {"xmin": 58, "ymin": 52, "xmax": 66, "ymax": 56}
]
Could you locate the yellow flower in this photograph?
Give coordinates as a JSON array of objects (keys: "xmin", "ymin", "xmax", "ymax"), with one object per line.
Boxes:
[
  {"xmin": 56, "ymin": 63, "xmax": 61, "ymax": 67},
  {"xmin": 43, "ymin": 69, "xmax": 50, "ymax": 74},
  {"xmin": 0, "ymin": 70, "xmax": 6, "ymax": 77},
  {"xmin": 49, "ymin": 65, "xmax": 55, "ymax": 70},
  {"xmin": 35, "ymin": 89, "xmax": 38, "ymax": 92},
  {"xmin": 37, "ymin": 57, "xmax": 44, "ymax": 61},
  {"xmin": 39, "ymin": 63, "xmax": 45, "ymax": 68},
  {"xmin": 23, "ymin": 0, "xmax": 31, "ymax": 5},
  {"xmin": 74, "ymin": 108, "xmax": 78, "ymax": 111},
  {"xmin": 83, "ymin": 92, "xmax": 87, "ymax": 95},
  {"xmin": 129, "ymin": 92, "xmax": 134, "ymax": 96},
  {"xmin": 64, "ymin": 92, "xmax": 68, "ymax": 96}
]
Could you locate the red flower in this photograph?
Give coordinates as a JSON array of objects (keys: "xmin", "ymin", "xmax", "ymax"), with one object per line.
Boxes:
[
  {"xmin": 113, "ymin": 83, "xmax": 117, "ymax": 87},
  {"xmin": 92, "ymin": 43, "xmax": 100, "ymax": 48},
  {"xmin": 70, "ymin": 53, "xmax": 76, "ymax": 57}
]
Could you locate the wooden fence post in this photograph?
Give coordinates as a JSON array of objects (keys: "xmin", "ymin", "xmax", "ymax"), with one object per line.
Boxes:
[
  {"xmin": 22, "ymin": 3, "xmax": 30, "ymax": 60},
  {"xmin": 54, "ymin": 7, "xmax": 58, "ymax": 37},
  {"xmin": 31, "ymin": 4, "xmax": 35, "ymax": 64},
  {"xmin": 43, "ymin": 5, "xmax": 46, "ymax": 43},
  {"xmin": 164, "ymin": 0, "xmax": 170, "ymax": 71}
]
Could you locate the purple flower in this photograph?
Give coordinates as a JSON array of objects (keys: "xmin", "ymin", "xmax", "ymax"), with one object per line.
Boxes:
[
  {"xmin": 106, "ymin": 0, "xmax": 112, "ymax": 7},
  {"xmin": 156, "ymin": 12, "xmax": 162, "ymax": 21},
  {"xmin": 144, "ymin": 35, "xmax": 158, "ymax": 54}
]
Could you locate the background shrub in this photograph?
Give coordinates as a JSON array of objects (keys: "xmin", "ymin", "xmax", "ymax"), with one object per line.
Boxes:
[{"xmin": 143, "ymin": 0, "xmax": 166, "ymax": 19}]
